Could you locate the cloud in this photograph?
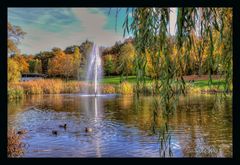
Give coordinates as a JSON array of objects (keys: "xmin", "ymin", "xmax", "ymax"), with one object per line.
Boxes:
[
  {"xmin": 8, "ymin": 8, "xmax": 128, "ymax": 54},
  {"xmin": 71, "ymin": 8, "xmax": 126, "ymax": 46},
  {"xmin": 8, "ymin": 8, "xmax": 81, "ymax": 33}
]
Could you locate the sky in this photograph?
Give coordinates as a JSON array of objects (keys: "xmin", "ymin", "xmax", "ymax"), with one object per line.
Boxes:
[{"xmin": 8, "ymin": 8, "xmax": 177, "ymax": 55}]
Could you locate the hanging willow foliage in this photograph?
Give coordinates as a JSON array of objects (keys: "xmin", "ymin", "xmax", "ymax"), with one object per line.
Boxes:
[
  {"xmin": 116, "ymin": 7, "xmax": 232, "ymax": 157},
  {"xmin": 121, "ymin": 7, "xmax": 232, "ymax": 109}
]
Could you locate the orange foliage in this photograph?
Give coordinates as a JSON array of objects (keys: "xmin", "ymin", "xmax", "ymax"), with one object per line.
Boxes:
[
  {"xmin": 12, "ymin": 55, "xmax": 29, "ymax": 73},
  {"xmin": 48, "ymin": 50, "xmax": 74, "ymax": 78}
]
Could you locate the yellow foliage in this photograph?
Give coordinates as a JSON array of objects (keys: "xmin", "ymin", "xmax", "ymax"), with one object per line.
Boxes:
[
  {"xmin": 12, "ymin": 55, "xmax": 29, "ymax": 73},
  {"xmin": 118, "ymin": 43, "xmax": 135, "ymax": 76},
  {"xmin": 8, "ymin": 58, "xmax": 21, "ymax": 82},
  {"xmin": 118, "ymin": 82, "xmax": 133, "ymax": 95}
]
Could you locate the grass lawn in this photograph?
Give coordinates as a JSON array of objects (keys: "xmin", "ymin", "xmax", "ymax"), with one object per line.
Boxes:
[
  {"xmin": 101, "ymin": 76, "xmax": 151, "ymax": 84},
  {"xmin": 192, "ymin": 79, "xmax": 227, "ymax": 89},
  {"xmin": 101, "ymin": 75, "xmax": 228, "ymax": 90}
]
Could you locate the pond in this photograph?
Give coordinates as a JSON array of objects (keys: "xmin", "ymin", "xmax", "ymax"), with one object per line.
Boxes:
[{"xmin": 8, "ymin": 94, "xmax": 232, "ymax": 157}]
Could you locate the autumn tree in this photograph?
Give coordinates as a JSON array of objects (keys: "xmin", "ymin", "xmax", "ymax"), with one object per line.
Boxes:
[
  {"xmin": 8, "ymin": 22, "xmax": 26, "ymax": 55},
  {"xmin": 11, "ymin": 55, "xmax": 29, "ymax": 73},
  {"xmin": 8, "ymin": 58, "xmax": 21, "ymax": 82},
  {"xmin": 8, "ymin": 23, "xmax": 26, "ymax": 82},
  {"xmin": 48, "ymin": 48, "xmax": 74, "ymax": 80},
  {"xmin": 48, "ymin": 48, "xmax": 66, "ymax": 77},
  {"xmin": 62, "ymin": 55, "xmax": 74, "ymax": 80}
]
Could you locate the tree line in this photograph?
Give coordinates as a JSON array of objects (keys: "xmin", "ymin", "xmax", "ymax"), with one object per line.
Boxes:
[
  {"xmin": 8, "ymin": 7, "xmax": 231, "ymax": 84},
  {"xmin": 8, "ymin": 22, "xmax": 136, "ymax": 82}
]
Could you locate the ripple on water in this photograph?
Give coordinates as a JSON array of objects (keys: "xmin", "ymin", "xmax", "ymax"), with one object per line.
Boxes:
[{"xmin": 8, "ymin": 94, "xmax": 232, "ymax": 157}]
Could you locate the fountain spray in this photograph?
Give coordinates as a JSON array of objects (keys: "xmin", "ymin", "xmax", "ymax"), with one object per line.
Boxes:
[{"xmin": 85, "ymin": 43, "xmax": 102, "ymax": 96}]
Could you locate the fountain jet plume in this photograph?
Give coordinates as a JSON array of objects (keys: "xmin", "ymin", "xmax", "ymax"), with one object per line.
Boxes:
[{"xmin": 85, "ymin": 44, "xmax": 102, "ymax": 96}]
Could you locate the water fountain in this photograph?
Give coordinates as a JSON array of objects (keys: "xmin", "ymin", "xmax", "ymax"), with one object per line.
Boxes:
[
  {"xmin": 82, "ymin": 43, "xmax": 118, "ymax": 98},
  {"xmin": 85, "ymin": 44, "xmax": 103, "ymax": 96}
]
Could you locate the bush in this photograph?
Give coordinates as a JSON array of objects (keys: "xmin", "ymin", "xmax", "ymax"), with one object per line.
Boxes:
[
  {"xmin": 118, "ymin": 81, "xmax": 133, "ymax": 95},
  {"xmin": 8, "ymin": 86, "xmax": 24, "ymax": 100},
  {"xmin": 101, "ymin": 85, "xmax": 116, "ymax": 94}
]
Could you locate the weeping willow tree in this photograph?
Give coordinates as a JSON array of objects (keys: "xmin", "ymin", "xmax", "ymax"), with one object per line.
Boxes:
[
  {"xmin": 123, "ymin": 8, "xmax": 231, "ymax": 92},
  {"xmin": 118, "ymin": 7, "xmax": 232, "ymax": 157}
]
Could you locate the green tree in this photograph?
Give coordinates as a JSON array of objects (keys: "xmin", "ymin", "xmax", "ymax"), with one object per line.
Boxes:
[
  {"xmin": 72, "ymin": 47, "xmax": 82, "ymax": 80},
  {"xmin": 79, "ymin": 40, "xmax": 94, "ymax": 59},
  {"xmin": 103, "ymin": 54, "xmax": 115, "ymax": 76},
  {"xmin": 29, "ymin": 59, "xmax": 42, "ymax": 73},
  {"xmin": 118, "ymin": 43, "xmax": 135, "ymax": 79},
  {"xmin": 35, "ymin": 51, "xmax": 54, "ymax": 74}
]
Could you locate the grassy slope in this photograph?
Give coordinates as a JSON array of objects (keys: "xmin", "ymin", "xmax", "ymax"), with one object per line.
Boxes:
[
  {"xmin": 101, "ymin": 76, "xmax": 151, "ymax": 84},
  {"xmin": 193, "ymin": 79, "xmax": 226, "ymax": 89},
  {"xmin": 101, "ymin": 76, "xmax": 227, "ymax": 89}
]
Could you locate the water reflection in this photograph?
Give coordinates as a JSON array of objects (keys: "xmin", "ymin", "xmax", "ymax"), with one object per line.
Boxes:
[
  {"xmin": 8, "ymin": 94, "xmax": 232, "ymax": 157},
  {"xmin": 82, "ymin": 96, "xmax": 102, "ymax": 157}
]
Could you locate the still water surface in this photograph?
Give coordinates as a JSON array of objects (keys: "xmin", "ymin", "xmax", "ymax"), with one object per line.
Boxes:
[{"xmin": 8, "ymin": 94, "xmax": 232, "ymax": 157}]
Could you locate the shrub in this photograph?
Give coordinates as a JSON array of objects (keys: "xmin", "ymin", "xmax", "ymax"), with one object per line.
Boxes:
[
  {"xmin": 101, "ymin": 85, "xmax": 116, "ymax": 94},
  {"xmin": 8, "ymin": 86, "xmax": 24, "ymax": 100},
  {"xmin": 118, "ymin": 81, "xmax": 133, "ymax": 95},
  {"xmin": 8, "ymin": 129, "xmax": 25, "ymax": 157}
]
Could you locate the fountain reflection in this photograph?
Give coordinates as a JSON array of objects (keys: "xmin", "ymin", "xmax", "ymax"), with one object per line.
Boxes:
[{"xmin": 82, "ymin": 95, "xmax": 103, "ymax": 157}]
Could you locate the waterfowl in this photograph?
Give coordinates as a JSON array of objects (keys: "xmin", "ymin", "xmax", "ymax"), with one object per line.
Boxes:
[
  {"xmin": 17, "ymin": 129, "xmax": 28, "ymax": 135},
  {"xmin": 59, "ymin": 124, "xmax": 67, "ymax": 129},
  {"xmin": 85, "ymin": 127, "xmax": 93, "ymax": 132},
  {"xmin": 52, "ymin": 130, "xmax": 58, "ymax": 135}
]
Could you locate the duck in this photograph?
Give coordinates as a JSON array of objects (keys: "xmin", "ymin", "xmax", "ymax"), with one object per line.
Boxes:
[
  {"xmin": 59, "ymin": 124, "xmax": 67, "ymax": 129},
  {"xmin": 17, "ymin": 129, "xmax": 28, "ymax": 135},
  {"xmin": 52, "ymin": 130, "xmax": 58, "ymax": 135},
  {"xmin": 85, "ymin": 127, "xmax": 93, "ymax": 132}
]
